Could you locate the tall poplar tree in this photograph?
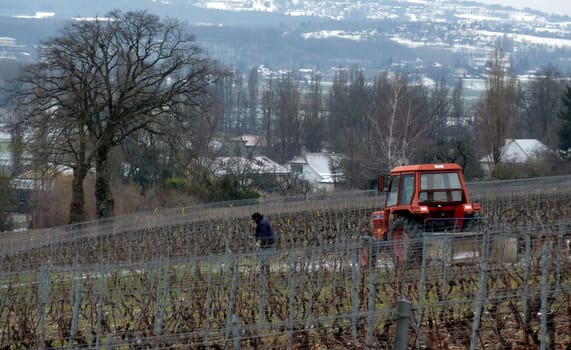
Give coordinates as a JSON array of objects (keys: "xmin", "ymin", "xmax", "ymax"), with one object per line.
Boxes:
[
  {"xmin": 558, "ymin": 85, "xmax": 571, "ymax": 159},
  {"xmin": 475, "ymin": 41, "xmax": 518, "ymax": 175}
]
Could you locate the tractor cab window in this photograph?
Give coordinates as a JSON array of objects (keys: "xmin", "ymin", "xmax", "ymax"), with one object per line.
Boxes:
[
  {"xmin": 386, "ymin": 175, "xmax": 400, "ymax": 207},
  {"xmin": 399, "ymin": 173, "xmax": 415, "ymax": 205},
  {"xmin": 419, "ymin": 172, "xmax": 463, "ymax": 203}
]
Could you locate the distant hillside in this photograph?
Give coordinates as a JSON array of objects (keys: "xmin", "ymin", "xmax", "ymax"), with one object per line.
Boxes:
[
  {"xmin": 0, "ymin": 16, "xmax": 63, "ymax": 45},
  {"xmin": 1, "ymin": 0, "xmax": 571, "ymax": 85}
]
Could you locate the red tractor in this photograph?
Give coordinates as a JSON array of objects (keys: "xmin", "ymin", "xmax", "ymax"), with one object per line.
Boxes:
[{"xmin": 362, "ymin": 163, "xmax": 482, "ymax": 265}]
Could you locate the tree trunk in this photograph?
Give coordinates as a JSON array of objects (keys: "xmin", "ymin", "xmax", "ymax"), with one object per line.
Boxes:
[
  {"xmin": 69, "ymin": 166, "xmax": 88, "ymax": 224},
  {"xmin": 95, "ymin": 145, "xmax": 114, "ymax": 219}
]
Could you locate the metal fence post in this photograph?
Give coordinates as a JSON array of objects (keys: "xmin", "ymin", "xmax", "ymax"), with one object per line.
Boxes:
[
  {"xmin": 416, "ymin": 234, "xmax": 428, "ymax": 349},
  {"xmin": 68, "ymin": 261, "xmax": 82, "ymax": 350},
  {"xmin": 470, "ymin": 228, "xmax": 490, "ymax": 350},
  {"xmin": 232, "ymin": 314, "xmax": 241, "ymax": 350},
  {"xmin": 394, "ymin": 299, "xmax": 412, "ymax": 350},
  {"xmin": 522, "ymin": 232, "xmax": 532, "ymax": 330},
  {"xmin": 37, "ymin": 266, "xmax": 49, "ymax": 350},
  {"xmin": 556, "ymin": 224, "xmax": 564, "ymax": 292},
  {"xmin": 105, "ymin": 333, "xmax": 115, "ymax": 350},
  {"xmin": 225, "ymin": 259, "xmax": 239, "ymax": 347},
  {"xmin": 154, "ymin": 263, "xmax": 169, "ymax": 350},
  {"xmin": 287, "ymin": 252, "xmax": 297, "ymax": 350},
  {"xmin": 365, "ymin": 271, "xmax": 376, "ymax": 349},
  {"xmin": 441, "ymin": 235, "xmax": 451, "ymax": 296},
  {"xmin": 305, "ymin": 247, "xmax": 316, "ymax": 338},
  {"xmin": 258, "ymin": 260, "xmax": 267, "ymax": 333},
  {"xmin": 351, "ymin": 244, "xmax": 360, "ymax": 346},
  {"xmin": 204, "ymin": 256, "xmax": 213, "ymax": 345},
  {"xmin": 95, "ymin": 264, "xmax": 107, "ymax": 350},
  {"xmin": 540, "ymin": 242, "xmax": 549, "ymax": 350}
]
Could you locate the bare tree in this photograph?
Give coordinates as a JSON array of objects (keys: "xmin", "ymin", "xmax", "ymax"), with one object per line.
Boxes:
[
  {"xmin": 14, "ymin": 10, "xmax": 221, "ymax": 221},
  {"xmin": 261, "ymin": 77, "xmax": 273, "ymax": 150},
  {"xmin": 327, "ymin": 67, "xmax": 349, "ymax": 152},
  {"xmin": 219, "ymin": 69, "xmax": 248, "ymax": 133},
  {"xmin": 247, "ymin": 67, "xmax": 259, "ymax": 132},
  {"xmin": 302, "ymin": 71, "xmax": 323, "ymax": 152},
  {"xmin": 451, "ymin": 78, "xmax": 466, "ymax": 125},
  {"xmin": 365, "ymin": 72, "xmax": 441, "ymax": 173},
  {"xmin": 432, "ymin": 78, "xmax": 476, "ymax": 171},
  {"xmin": 8, "ymin": 110, "xmax": 26, "ymax": 178},
  {"xmin": 425, "ymin": 77, "xmax": 484, "ymax": 178},
  {"xmin": 14, "ymin": 100, "xmax": 93, "ymax": 223},
  {"xmin": 235, "ymin": 72, "xmax": 248, "ymax": 132},
  {"xmin": 272, "ymin": 72, "xmax": 303, "ymax": 163},
  {"xmin": 327, "ymin": 67, "xmax": 369, "ymax": 153},
  {"xmin": 520, "ymin": 64, "xmax": 563, "ymax": 149},
  {"xmin": 475, "ymin": 42, "xmax": 519, "ymax": 175},
  {"xmin": 325, "ymin": 67, "xmax": 373, "ymax": 187}
]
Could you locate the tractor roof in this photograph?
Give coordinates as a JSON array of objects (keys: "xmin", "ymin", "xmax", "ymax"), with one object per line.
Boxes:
[{"xmin": 390, "ymin": 163, "xmax": 462, "ymax": 174}]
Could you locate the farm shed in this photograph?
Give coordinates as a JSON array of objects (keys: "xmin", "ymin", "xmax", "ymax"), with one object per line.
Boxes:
[{"xmin": 289, "ymin": 152, "xmax": 344, "ymax": 193}]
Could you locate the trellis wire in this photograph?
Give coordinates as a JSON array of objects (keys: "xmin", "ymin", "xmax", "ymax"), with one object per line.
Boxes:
[
  {"xmin": 0, "ymin": 181, "xmax": 570, "ymax": 348},
  {"xmin": 0, "ymin": 227, "xmax": 569, "ymax": 349},
  {"xmin": 1, "ymin": 174, "xmax": 570, "ymax": 257}
]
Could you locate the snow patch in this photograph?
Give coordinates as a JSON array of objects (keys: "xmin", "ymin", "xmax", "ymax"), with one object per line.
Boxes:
[
  {"xmin": 14, "ymin": 12, "xmax": 54, "ymax": 19},
  {"xmin": 302, "ymin": 30, "xmax": 377, "ymax": 41},
  {"xmin": 477, "ymin": 30, "xmax": 571, "ymax": 48}
]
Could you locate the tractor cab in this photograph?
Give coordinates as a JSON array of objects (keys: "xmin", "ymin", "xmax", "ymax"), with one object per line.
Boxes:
[
  {"xmin": 371, "ymin": 163, "xmax": 481, "ymax": 242},
  {"xmin": 363, "ymin": 163, "xmax": 517, "ymax": 266}
]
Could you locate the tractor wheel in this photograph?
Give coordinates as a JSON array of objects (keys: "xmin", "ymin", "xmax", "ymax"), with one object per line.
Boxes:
[
  {"xmin": 359, "ymin": 236, "xmax": 381, "ymax": 269},
  {"xmin": 360, "ymin": 245, "xmax": 374, "ymax": 268},
  {"xmin": 462, "ymin": 216, "xmax": 481, "ymax": 232},
  {"xmin": 388, "ymin": 217, "xmax": 423, "ymax": 263}
]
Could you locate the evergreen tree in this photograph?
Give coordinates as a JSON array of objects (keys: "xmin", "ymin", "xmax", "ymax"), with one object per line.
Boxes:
[
  {"xmin": 558, "ymin": 85, "xmax": 571, "ymax": 159},
  {"xmin": 0, "ymin": 175, "xmax": 15, "ymax": 231}
]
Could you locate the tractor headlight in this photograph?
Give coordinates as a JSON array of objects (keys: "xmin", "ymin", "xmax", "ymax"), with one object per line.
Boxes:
[
  {"xmin": 411, "ymin": 205, "xmax": 429, "ymax": 214},
  {"xmin": 463, "ymin": 203, "xmax": 481, "ymax": 213}
]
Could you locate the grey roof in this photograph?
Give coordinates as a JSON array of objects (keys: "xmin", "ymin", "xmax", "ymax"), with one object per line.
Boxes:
[
  {"xmin": 480, "ymin": 139, "xmax": 549, "ymax": 163},
  {"xmin": 211, "ymin": 156, "xmax": 290, "ymax": 176},
  {"xmin": 290, "ymin": 152, "xmax": 343, "ymax": 184}
]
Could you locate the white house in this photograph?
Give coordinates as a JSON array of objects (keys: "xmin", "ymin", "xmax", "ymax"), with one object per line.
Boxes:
[
  {"xmin": 208, "ymin": 155, "xmax": 291, "ymax": 189},
  {"xmin": 0, "ymin": 128, "xmax": 12, "ymax": 175},
  {"xmin": 479, "ymin": 139, "xmax": 550, "ymax": 177},
  {"xmin": 0, "ymin": 121, "xmax": 34, "ymax": 176},
  {"xmin": 289, "ymin": 152, "xmax": 344, "ymax": 193},
  {"xmin": 211, "ymin": 156, "xmax": 289, "ymax": 177}
]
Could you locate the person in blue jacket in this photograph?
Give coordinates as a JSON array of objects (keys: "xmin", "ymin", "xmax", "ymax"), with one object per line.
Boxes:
[{"xmin": 251, "ymin": 212, "xmax": 275, "ymax": 274}]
